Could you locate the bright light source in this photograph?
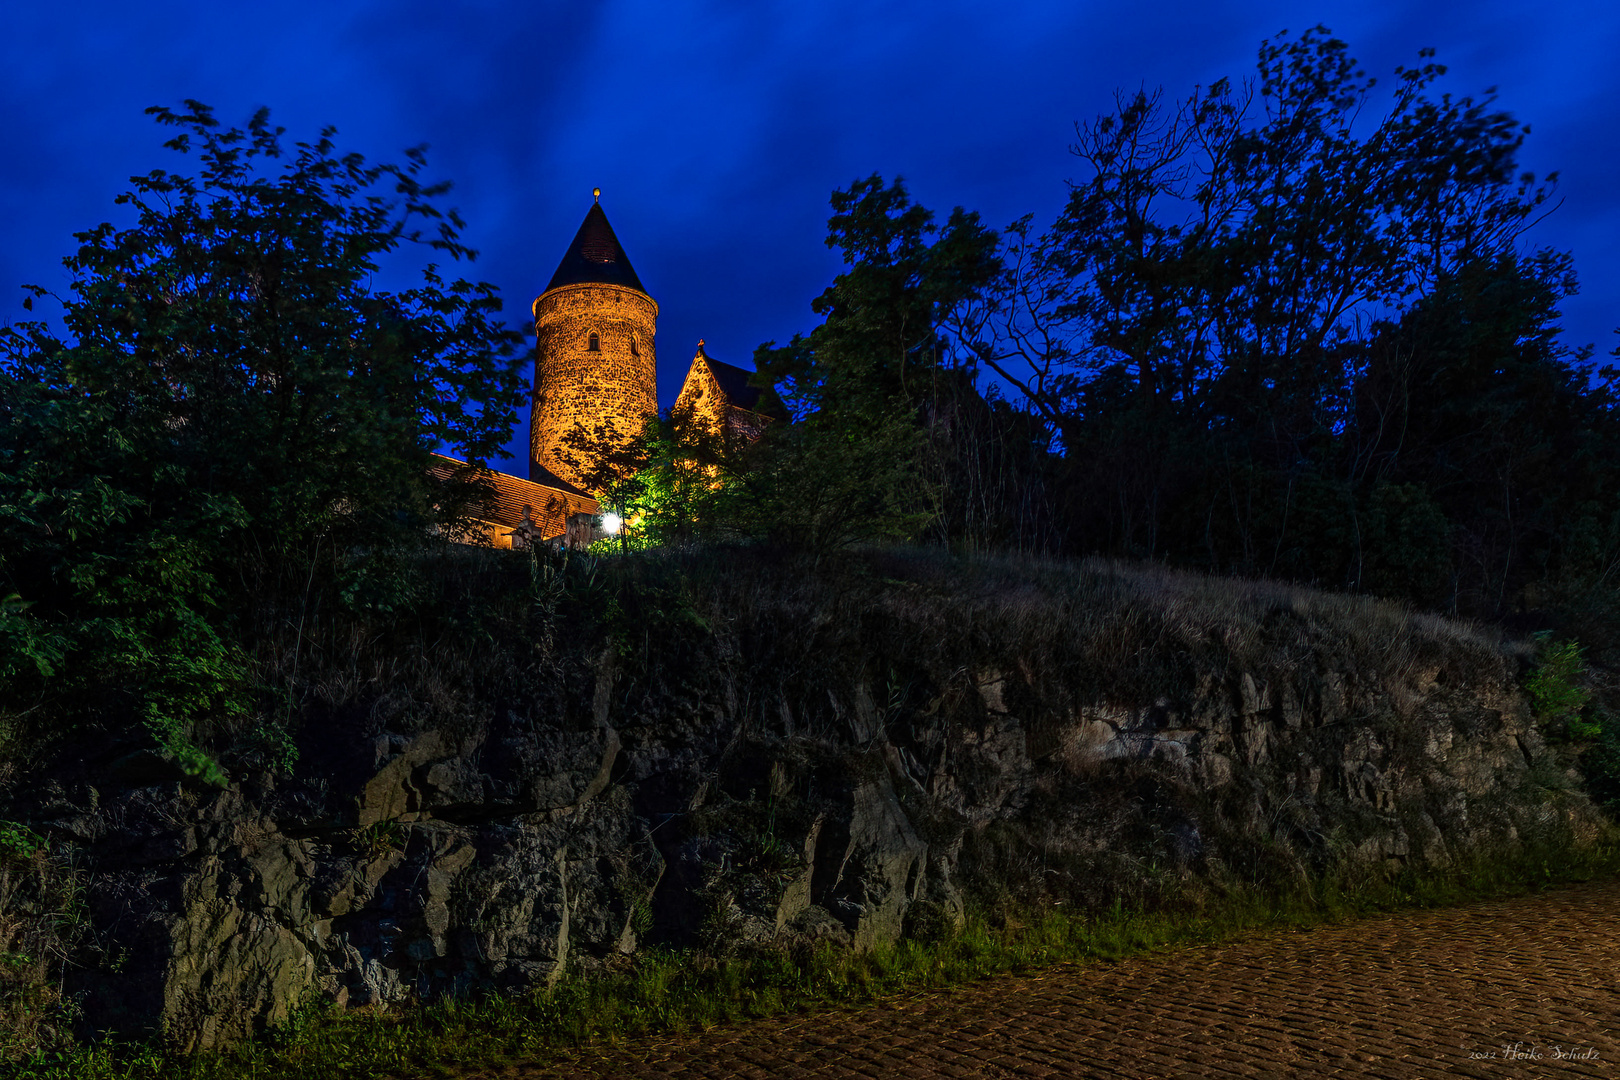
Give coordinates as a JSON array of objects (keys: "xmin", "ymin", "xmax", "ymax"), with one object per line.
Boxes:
[{"xmin": 602, "ymin": 512, "xmax": 622, "ymax": 535}]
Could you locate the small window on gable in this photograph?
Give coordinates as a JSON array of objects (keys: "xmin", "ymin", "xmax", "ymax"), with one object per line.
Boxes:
[
  {"xmin": 587, "ymin": 331, "xmax": 601, "ymax": 352},
  {"xmin": 630, "ymin": 335, "xmax": 640, "ymax": 357}
]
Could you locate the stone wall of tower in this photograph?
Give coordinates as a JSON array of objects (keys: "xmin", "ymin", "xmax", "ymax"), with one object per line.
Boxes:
[{"xmin": 530, "ymin": 282, "xmax": 657, "ymax": 492}]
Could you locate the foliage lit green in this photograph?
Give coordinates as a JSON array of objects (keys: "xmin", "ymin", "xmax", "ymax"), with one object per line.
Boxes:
[{"xmin": 1527, "ymin": 633, "xmax": 1595, "ymax": 737}]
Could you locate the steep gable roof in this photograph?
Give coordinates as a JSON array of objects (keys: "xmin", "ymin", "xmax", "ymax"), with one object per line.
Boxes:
[
  {"xmin": 695, "ymin": 344, "xmax": 764, "ymax": 412},
  {"xmin": 545, "ymin": 202, "xmax": 647, "ymax": 294}
]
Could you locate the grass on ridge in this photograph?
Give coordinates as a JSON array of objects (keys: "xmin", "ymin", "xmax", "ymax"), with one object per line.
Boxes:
[{"xmin": 9, "ymin": 841, "xmax": 1619, "ymax": 1080}]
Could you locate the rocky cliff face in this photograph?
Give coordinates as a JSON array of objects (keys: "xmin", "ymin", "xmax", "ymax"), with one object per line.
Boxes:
[{"xmin": 6, "ymin": 553, "xmax": 1604, "ymax": 1049}]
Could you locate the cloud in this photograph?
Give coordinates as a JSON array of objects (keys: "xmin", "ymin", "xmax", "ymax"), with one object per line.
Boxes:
[{"xmin": 3, "ymin": 0, "xmax": 1615, "ymax": 471}]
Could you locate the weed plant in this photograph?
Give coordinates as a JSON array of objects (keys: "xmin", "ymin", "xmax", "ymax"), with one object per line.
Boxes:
[{"xmin": 0, "ymin": 826, "xmax": 81, "ymax": 1065}]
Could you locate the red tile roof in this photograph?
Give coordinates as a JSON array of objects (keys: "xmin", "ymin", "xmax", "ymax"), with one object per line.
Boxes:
[{"xmin": 430, "ymin": 455, "xmax": 599, "ymax": 539}]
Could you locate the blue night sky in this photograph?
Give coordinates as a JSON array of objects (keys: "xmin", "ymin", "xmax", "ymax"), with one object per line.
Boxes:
[{"xmin": 4, "ymin": 0, "xmax": 1617, "ymax": 472}]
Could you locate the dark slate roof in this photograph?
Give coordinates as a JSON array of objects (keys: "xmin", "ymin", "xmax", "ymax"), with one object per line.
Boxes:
[
  {"xmin": 698, "ymin": 346, "xmax": 765, "ymax": 412},
  {"xmin": 545, "ymin": 203, "xmax": 647, "ymax": 294},
  {"xmin": 526, "ymin": 461, "xmax": 592, "ymax": 499}
]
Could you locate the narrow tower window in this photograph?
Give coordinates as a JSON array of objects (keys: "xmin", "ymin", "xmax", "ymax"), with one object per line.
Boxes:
[
  {"xmin": 630, "ymin": 334, "xmax": 640, "ymax": 357},
  {"xmin": 587, "ymin": 331, "xmax": 601, "ymax": 352}
]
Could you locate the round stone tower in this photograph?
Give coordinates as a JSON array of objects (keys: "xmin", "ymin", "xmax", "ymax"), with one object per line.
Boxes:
[{"xmin": 530, "ymin": 194, "xmax": 657, "ymax": 493}]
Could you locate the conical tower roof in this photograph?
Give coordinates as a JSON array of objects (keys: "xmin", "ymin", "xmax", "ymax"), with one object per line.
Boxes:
[{"xmin": 545, "ymin": 201, "xmax": 647, "ymax": 294}]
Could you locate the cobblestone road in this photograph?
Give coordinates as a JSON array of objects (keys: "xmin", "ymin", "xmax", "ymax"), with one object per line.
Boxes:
[{"xmin": 490, "ymin": 881, "xmax": 1620, "ymax": 1078}]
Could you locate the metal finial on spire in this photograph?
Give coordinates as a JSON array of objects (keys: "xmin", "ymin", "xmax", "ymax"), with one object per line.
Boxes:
[{"xmin": 593, "ymin": 187, "xmax": 601, "ymax": 203}]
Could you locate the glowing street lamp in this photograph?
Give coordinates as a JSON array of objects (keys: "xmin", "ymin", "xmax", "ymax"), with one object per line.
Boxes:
[{"xmin": 601, "ymin": 512, "xmax": 622, "ymax": 535}]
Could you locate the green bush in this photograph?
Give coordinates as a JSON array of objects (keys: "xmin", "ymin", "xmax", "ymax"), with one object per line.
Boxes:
[
  {"xmin": 1526, "ymin": 632, "xmax": 1597, "ymax": 739},
  {"xmin": 0, "ymin": 103, "xmax": 523, "ymax": 767},
  {"xmin": 0, "ymin": 822, "xmax": 45, "ymax": 863},
  {"xmin": 1580, "ymin": 711, "xmax": 1620, "ymax": 813}
]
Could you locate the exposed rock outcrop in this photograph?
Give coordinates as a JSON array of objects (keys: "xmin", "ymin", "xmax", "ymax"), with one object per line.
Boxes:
[{"xmin": 7, "ymin": 556, "xmax": 1605, "ymax": 1048}]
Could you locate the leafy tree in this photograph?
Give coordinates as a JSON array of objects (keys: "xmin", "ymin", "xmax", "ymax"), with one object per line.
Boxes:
[
  {"xmin": 0, "ymin": 102, "xmax": 524, "ymax": 767},
  {"xmin": 553, "ymin": 406, "xmax": 746, "ymax": 552},
  {"xmin": 743, "ymin": 28, "xmax": 1618, "ymax": 618},
  {"xmin": 750, "ymin": 176, "xmax": 1026, "ymax": 555},
  {"xmin": 1353, "ymin": 253, "xmax": 1619, "ymax": 611},
  {"xmin": 756, "ymin": 174, "xmax": 1001, "ymax": 418},
  {"xmin": 921, "ymin": 27, "xmax": 1618, "ymax": 614},
  {"xmin": 564, "ymin": 400, "xmax": 913, "ymax": 562},
  {"xmin": 1526, "ymin": 633, "xmax": 1594, "ymax": 731},
  {"xmin": 554, "ymin": 417, "xmax": 656, "ymax": 551}
]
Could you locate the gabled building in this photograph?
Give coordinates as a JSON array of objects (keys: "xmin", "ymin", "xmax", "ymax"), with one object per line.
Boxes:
[
  {"xmin": 429, "ymin": 454, "xmax": 597, "ymax": 551},
  {"xmin": 673, "ymin": 340, "xmax": 773, "ymax": 444}
]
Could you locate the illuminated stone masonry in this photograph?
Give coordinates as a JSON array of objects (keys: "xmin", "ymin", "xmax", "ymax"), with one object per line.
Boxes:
[
  {"xmin": 443, "ymin": 195, "xmax": 770, "ymax": 550},
  {"xmin": 531, "ymin": 281, "xmax": 657, "ymax": 490},
  {"xmin": 673, "ymin": 339, "xmax": 772, "ymax": 444}
]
